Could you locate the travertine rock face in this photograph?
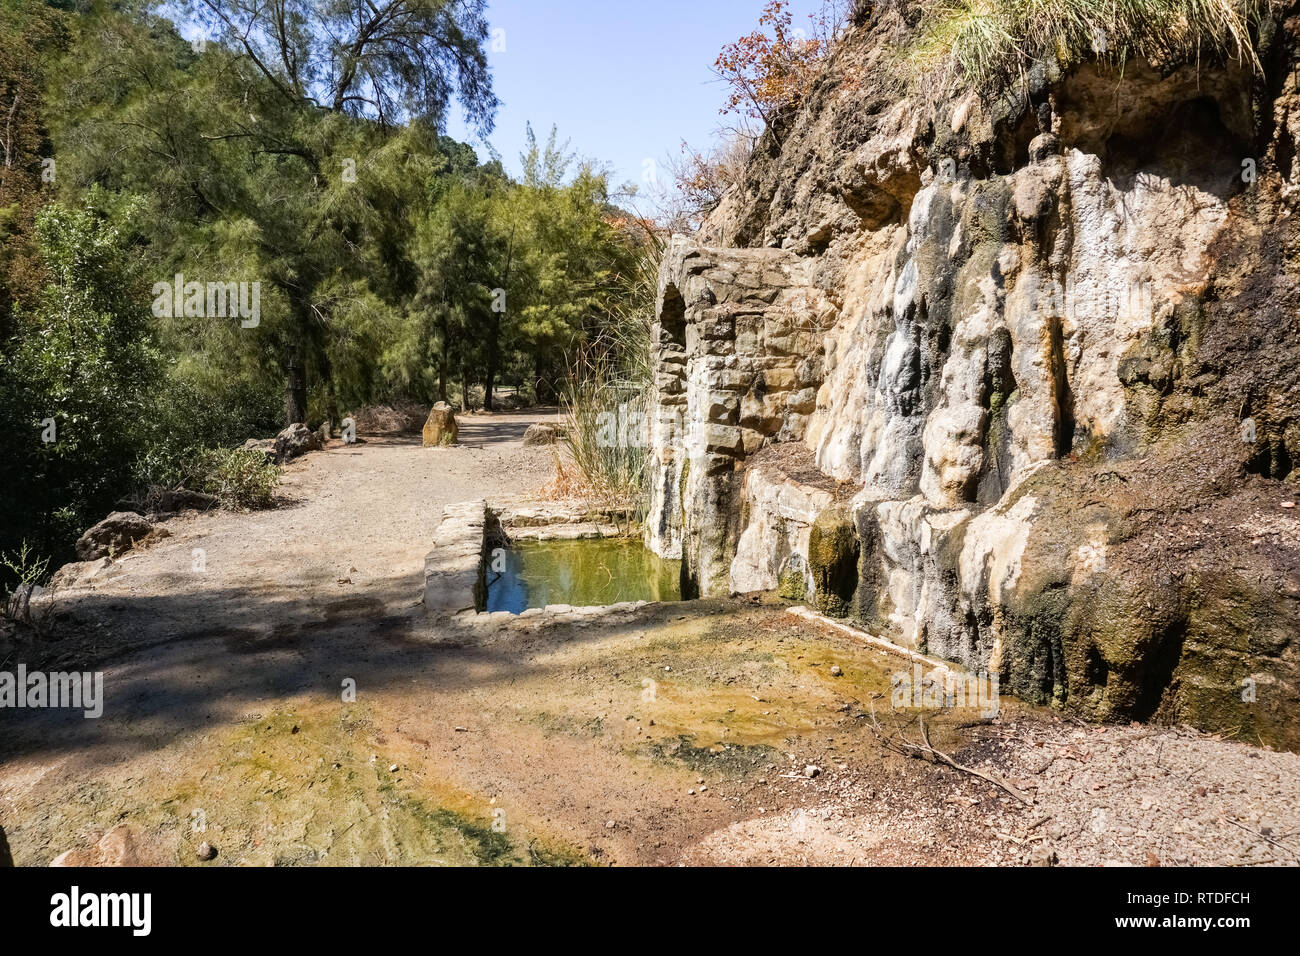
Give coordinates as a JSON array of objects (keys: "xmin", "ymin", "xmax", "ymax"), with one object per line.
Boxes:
[
  {"xmin": 728, "ymin": 458, "xmax": 834, "ymax": 597},
  {"xmin": 649, "ymin": 5, "xmax": 1300, "ymax": 747}
]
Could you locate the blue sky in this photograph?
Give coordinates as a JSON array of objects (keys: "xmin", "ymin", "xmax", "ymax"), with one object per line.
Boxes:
[{"xmin": 446, "ymin": 0, "xmax": 832, "ymax": 196}]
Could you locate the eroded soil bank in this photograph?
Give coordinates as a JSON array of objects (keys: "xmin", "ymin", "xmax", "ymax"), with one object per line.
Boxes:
[{"xmin": 2, "ymin": 415, "xmax": 1297, "ymax": 866}]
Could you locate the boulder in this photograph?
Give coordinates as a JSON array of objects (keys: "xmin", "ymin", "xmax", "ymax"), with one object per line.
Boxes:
[
  {"xmin": 274, "ymin": 423, "xmax": 322, "ymax": 462},
  {"xmin": 241, "ymin": 438, "xmax": 277, "ymax": 464},
  {"xmin": 422, "ymin": 402, "xmax": 459, "ymax": 447},
  {"xmin": 522, "ymin": 423, "xmax": 560, "ymax": 446},
  {"xmin": 74, "ymin": 512, "xmax": 157, "ymax": 561}
]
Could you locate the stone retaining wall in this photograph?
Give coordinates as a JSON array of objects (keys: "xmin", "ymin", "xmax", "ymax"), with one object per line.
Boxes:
[{"xmin": 645, "ymin": 236, "xmax": 836, "ymax": 596}]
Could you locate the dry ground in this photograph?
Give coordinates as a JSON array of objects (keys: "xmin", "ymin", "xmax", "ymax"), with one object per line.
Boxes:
[{"xmin": 1, "ymin": 411, "xmax": 1297, "ymax": 867}]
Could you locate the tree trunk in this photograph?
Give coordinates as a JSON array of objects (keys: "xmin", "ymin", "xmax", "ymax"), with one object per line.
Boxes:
[
  {"xmin": 484, "ymin": 311, "xmax": 498, "ymax": 412},
  {"xmin": 485, "ymin": 227, "xmax": 515, "ymax": 413},
  {"xmin": 283, "ymin": 284, "xmax": 316, "ymax": 426},
  {"xmin": 318, "ymin": 347, "xmax": 340, "ymax": 434},
  {"xmin": 285, "ymin": 342, "xmax": 308, "ymax": 425},
  {"xmin": 437, "ymin": 305, "xmax": 449, "ymax": 404}
]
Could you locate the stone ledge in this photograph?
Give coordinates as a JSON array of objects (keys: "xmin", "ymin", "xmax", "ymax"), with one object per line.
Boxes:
[
  {"xmin": 422, "ymin": 500, "xmax": 487, "ymax": 614},
  {"xmin": 786, "ymin": 606, "xmax": 959, "ymax": 678}
]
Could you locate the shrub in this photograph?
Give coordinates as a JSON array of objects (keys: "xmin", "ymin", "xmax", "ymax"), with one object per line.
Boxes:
[
  {"xmin": 187, "ymin": 447, "xmax": 281, "ymax": 510},
  {"xmin": 0, "ymin": 195, "xmax": 159, "ymax": 576},
  {"xmin": 714, "ymin": 0, "xmax": 852, "ymax": 125},
  {"xmin": 2, "ymin": 540, "xmax": 52, "ymax": 630}
]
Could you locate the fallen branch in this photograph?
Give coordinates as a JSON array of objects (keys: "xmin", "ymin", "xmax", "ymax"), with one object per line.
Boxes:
[{"xmin": 867, "ymin": 699, "xmax": 1032, "ymax": 806}]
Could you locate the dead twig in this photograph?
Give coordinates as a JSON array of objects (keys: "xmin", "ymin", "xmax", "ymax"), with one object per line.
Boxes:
[
  {"xmin": 867, "ymin": 699, "xmax": 1032, "ymax": 806},
  {"xmin": 1224, "ymin": 816, "xmax": 1300, "ymax": 859}
]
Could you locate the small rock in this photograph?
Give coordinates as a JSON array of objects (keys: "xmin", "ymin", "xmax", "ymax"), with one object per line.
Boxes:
[
  {"xmin": 605, "ymin": 820, "xmax": 616, "ymax": 829},
  {"xmin": 196, "ymin": 842, "xmax": 217, "ymax": 861},
  {"xmin": 522, "ymin": 423, "xmax": 560, "ymax": 446},
  {"xmin": 804, "ymin": 765, "xmax": 821, "ymax": 779},
  {"xmin": 241, "ymin": 437, "xmax": 278, "ymax": 464},
  {"xmin": 830, "ymin": 665, "xmax": 842, "ymax": 677},
  {"xmin": 388, "ymin": 764, "xmax": 399, "ymax": 772},
  {"xmin": 1028, "ymin": 847, "xmax": 1056, "ymax": 867}
]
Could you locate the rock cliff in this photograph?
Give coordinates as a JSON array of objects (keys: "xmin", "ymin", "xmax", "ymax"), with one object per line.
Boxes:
[{"xmin": 647, "ymin": 0, "xmax": 1300, "ymax": 748}]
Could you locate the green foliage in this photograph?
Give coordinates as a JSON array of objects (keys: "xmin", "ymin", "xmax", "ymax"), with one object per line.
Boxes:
[
  {"xmin": 0, "ymin": 3, "xmax": 656, "ymax": 582},
  {"xmin": 1, "ymin": 539, "xmax": 52, "ymax": 630},
  {"xmin": 2, "ymin": 541, "xmax": 51, "ymax": 593},
  {"xmin": 0, "ymin": 194, "xmax": 160, "ymax": 571},
  {"xmin": 909, "ymin": 0, "xmax": 1271, "ymax": 98},
  {"xmin": 186, "ymin": 447, "xmax": 281, "ymax": 510}
]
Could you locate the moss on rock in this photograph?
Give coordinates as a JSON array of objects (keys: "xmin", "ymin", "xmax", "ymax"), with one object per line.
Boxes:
[{"xmin": 809, "ymin": 504, "xmax": 859, "ymax": 617}]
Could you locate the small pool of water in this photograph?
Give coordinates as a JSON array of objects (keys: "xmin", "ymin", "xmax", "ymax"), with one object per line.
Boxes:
[{"xmin": 483, "ymin": 538, "xmax": 684, "ymax": 613}]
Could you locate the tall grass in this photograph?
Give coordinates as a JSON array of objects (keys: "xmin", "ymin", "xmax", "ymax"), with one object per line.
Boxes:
[
  {"xmin": 555, "ymin": 227, "xmax": 660, "ymax": 513},
  {"xmin": 558, "ymin": 347, "xmax": 651, "ymax": 509},
  {"xmin": 908, "ymin": 0, "xmax": 1273, "ymax": 99}
]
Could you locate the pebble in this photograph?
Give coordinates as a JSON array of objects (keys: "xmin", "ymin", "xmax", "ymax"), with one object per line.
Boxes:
[
  {"xmin": 196, "ymin": 842, "xmax": 217, "ymax": 861},
  {"xmin": 830, "ymin": 666, "xmax": 842, "ymax": 677},
  {"xmin": 804, "ymin": 765, "xmax": 821, "ymax": 779}
]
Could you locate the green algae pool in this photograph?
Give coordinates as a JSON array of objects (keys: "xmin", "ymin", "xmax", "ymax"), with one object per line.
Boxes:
[{"xmin": 484, "ymin": 538, "xmax": 683, "ymax": 612}]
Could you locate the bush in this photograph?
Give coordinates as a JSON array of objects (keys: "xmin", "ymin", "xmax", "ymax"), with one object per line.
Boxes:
[
  {"xmin": 0, "ymin": 195, "xmax": 159, "ymax": 578},
  {"xmin": 133, "ymin": 376, "xmax": 282, "ymax": 492},
  {"xmin": 187, "ymin": 447, "xmax": 281, "ymax": 510}
]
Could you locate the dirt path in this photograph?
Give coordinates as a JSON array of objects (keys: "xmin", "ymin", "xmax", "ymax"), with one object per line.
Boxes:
[
  {"xmin": 2, "ymin": 411, "xmax": 1298, "ymax": 867},
  {"xmin": 36, "ymin": 409, "xmax": 564, "ymax": 663}
]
